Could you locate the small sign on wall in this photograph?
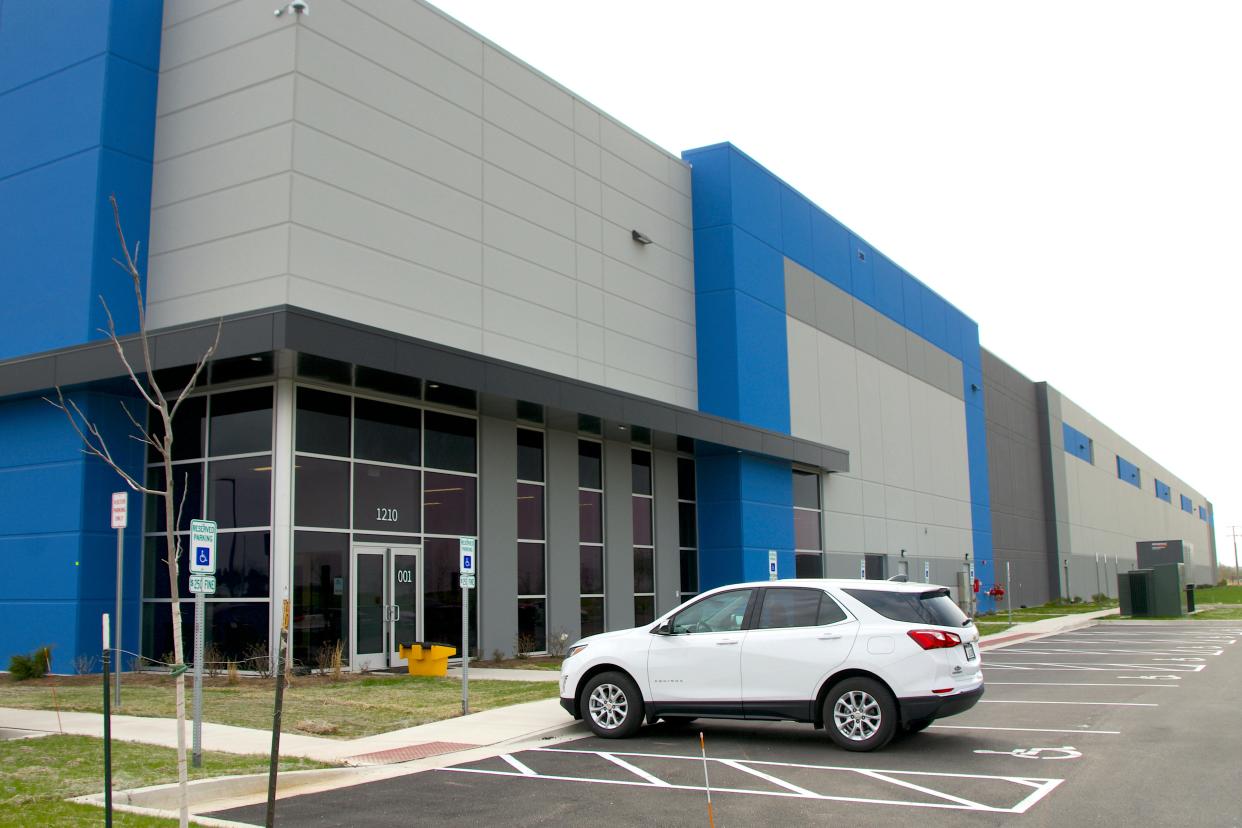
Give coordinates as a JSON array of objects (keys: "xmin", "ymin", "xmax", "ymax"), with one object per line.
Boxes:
[{"xmin": 924, "ymin": 561, "xmax": 931, "ymax": 583}]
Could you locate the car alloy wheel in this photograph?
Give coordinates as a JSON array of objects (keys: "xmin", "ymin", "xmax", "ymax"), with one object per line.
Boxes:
[
  {"xmin": 581, "ymin": 671, "xmax": 644, "ymax": 738},
  {"xmin": 824, "ymin": 677, "xmax": 897, "ymax": 752},
  {"xmin": 589, "ymin": 682, "xmax": 628, "ymax": 730}
]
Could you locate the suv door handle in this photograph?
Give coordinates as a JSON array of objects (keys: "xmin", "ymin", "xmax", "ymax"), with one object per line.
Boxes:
[
  {"xmin": 715, "ymin": 639, "xmax": 739, "ymax": 646},
  {"xmin": 817, "ymin": 633, "xmax": 842, "ymax": 640}
]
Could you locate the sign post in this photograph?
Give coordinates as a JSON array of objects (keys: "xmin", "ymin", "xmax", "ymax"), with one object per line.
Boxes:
[
  {"xmin": 768, "ymin": 550, "xmax": 778, "ymax": 581},
  {"xmin": 189, "ymin": 519, "xmax": 217, "ymax": 769},
  {"xmin": 459, "ymin": 537, "xmax": 476, "ymax": 716},
  {"xmin": 110, "ymin": 492, "xmax": 127, "ymax": 707},
  {"xmin": 102, "ymin": 613, "xmax": 113, "ymax": 827}
]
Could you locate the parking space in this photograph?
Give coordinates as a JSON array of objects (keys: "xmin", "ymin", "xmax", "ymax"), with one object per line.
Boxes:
[{"xmin": 210, "ymin": 623, "xmax": 1242, "ymax": 826}]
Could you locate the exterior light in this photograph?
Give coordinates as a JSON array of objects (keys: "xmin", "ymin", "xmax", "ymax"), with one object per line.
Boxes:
[{"xmin": 631, "ymin": 230, "xmax": 652, "ymax": 245}]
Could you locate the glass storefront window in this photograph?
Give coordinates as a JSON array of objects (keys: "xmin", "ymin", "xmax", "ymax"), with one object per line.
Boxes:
[
  {"xmin": 517, "ymin": 429, "xmax": 544, "ymax": 482},
  {"xmin": 517, "ymin": 483, "xmax": 544, "ymax": 540},
  {"xmin": 634, "ymin": 547, "xmax": 654, "ymax": 593},
  {"xmin": 424, "ymin": 411, "xmax": 476, "ymax": 473},
  {"xmin": 423, "ymin": 472, "xmax": 477, "ymax": 536},
  {"xmin": 578, "ymin": 440, "xmax": 601, "ymax": 489},
  {"xmin": 354, "ymin": 398, "xmax": 420, "ymax": 466},
  {"xmin": 296, "ymin": 388, "xmax": 351, "ymax": 457},
  {"xmin": 147, "ymin": 395, "xmax": 205, "ymax": 463},
  {"xmin": 518, "ymin": 542, "xmax": 546, "ymax": 595},
  {"xmin": 518, "ymin": 597, "xmax": 546, "ymax": 652},
  {"xmin": 580, "ymin": 545, "xmax": 604, "ymax": 594},
  {"xmin": 632, "ymin": 496, "xmax": 653, "ymax": 546},
  {"xmin": 292, "ymin": 531, "xmax": 349, "ymax": 667},
  {"xmin": 145, "ymin": 463, "xmax": 203, "ymax": 534},
  {"xmin": 353, "ymin": 464, "xmax": 420, "ymax": 533},
  {"xmin": 295, "ymin": 457, "xmax": 350, "ymax": 528},
  {"xmin": 208, "ymin": 456, "xmax": 272, "ymax": 529},
  {"xmin": 424, "ymin": 537, "xmax": 476, "ymax": 655},
  {"xmin": 580, "ymin": 597, "xmax": 604, "ymax": 639},
  {"xmin": 209, "ymin": 387, "xmax": 272, "ymax": 456},
  {"xmin": 579, "ymin": 490, "xmax": 602, "ymax": 543}
]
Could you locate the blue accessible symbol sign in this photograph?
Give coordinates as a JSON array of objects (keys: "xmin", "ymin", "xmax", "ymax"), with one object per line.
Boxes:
[{"xmin": 189, "ymin": 519, "xmax": 217, "ymax": 574}]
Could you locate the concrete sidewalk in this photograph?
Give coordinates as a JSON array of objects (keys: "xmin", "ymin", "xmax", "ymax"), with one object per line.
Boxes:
[
  {"xmin": 979, "ymin": 606, "xmax": 1119, "ymax": 649},
  {"xmin": 0, "ymin": 696, "xmax": 571, "ymax": 765}
]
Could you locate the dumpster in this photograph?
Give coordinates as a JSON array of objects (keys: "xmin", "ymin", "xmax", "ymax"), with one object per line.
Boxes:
[
  {"xmin": 398, "ymin": 642, "xmax": 457, "ymax": 676},
  {"xmin": 1118, "ymin": 569, "xmax": 1153, "ymax": 616}
]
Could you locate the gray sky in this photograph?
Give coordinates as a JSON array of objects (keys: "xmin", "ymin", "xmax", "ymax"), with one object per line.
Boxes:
[{"xmin": 431, "ymin": 0, "xmax": 1241, "ymax": 567}]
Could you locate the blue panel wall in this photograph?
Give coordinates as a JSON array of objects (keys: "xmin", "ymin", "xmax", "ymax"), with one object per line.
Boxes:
[
  {"xmin": 0, "ymin": 391, "xmax": 145, "ymax": 670},
  {"xmin": 1062, "ymin": 423, "xmax": 1094, "ymax": 463},
  {"xmin": 0, "ymin": 0, "xmax": 162, "ymax": 361},
  {"xmin": 0, "ymin": 0, "xmax": 160, "ymax": 670},
  {"xmin": 683, "ymin": 142, "xmax": 993, "ymax": 595},
  {"xmin": 695, "ymin": 447, "xmax": 794, "ymax": 589},
  {"xmin": 1116, "ymin": 456, "xmax": 1141, "ymax": 488}
]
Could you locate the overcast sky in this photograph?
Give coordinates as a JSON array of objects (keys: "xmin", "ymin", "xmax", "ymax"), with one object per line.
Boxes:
[{"xmin": 431, "ymin": 0, "xmax": 1241, "ymax": 568}]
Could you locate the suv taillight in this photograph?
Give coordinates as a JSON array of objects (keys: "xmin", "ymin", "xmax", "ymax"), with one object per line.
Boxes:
[{"xmin": 907, "ymin": 629, "xmax": 962, "ymax": 650}]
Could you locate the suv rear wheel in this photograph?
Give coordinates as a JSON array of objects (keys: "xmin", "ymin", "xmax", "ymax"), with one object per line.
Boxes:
[
  {"xmin": 824, "ymin": 677, "xmax": 897, "ymax": 752},
  {"xmin": 582, "ymin": 671, "xmax": 644, "ymax": 738}
]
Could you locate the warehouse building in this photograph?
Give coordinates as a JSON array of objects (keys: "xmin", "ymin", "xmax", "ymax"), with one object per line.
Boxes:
[{"xmin": 0, "ymin": 0, "xmax": 1216, "ymax": 672}]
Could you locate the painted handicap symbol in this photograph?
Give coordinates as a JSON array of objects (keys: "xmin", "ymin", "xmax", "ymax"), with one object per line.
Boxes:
[{"xmin": 975, "ymin": 746, "xmax": 1082, "ymax": 760}]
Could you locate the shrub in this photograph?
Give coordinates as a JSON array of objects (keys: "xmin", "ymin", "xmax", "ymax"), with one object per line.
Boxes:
[
  {"xmin": 515, "ymin": 634, "xmax": 538, "ymax": 659},
  {"xmin": 9, "ymin": 646, "xmax": 52, "ymax": 680},
  {"xmin": 315, "ymin": 640, "xmax": 343, "ymax": 680},
  {"xmin": 74, "ymin": 654, "xmax": 98, "ymax": 675},
  {"xmin": 226, "ymin": 661, "xmax": 240, "ymax": 686}
]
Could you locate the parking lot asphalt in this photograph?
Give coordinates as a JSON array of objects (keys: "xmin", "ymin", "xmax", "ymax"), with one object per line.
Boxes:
[{"xmin": 210, "ymin": 622, "xmax": 1242, "ymax": 827}]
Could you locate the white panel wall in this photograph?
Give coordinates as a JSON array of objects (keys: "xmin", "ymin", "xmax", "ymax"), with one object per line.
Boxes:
[
  {"xmin": 1057, "ymin": 395, "xmax": 1215, "ymax": 584},
  {"xmin": 146, "ymin": 0, "xmax": 696, "ymax": 409},
  {"xmin": 788, "ymin": 318, "xmax": 973, "ymax": 568}
]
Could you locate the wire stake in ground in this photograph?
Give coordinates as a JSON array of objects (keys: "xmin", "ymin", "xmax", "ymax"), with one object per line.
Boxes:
[{"xmin": 699, "ymin": 731, "xmax": 715, "ymax": 827}]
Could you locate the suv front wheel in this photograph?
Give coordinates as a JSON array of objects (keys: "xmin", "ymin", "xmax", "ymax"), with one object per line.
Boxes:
[
  {"xmin": 582, "ymin": 671, "xmax": 644, "ymax": 738},
  {"xmin": 824, "ymin": 677, "xmax": 897, "ymax": 752}
]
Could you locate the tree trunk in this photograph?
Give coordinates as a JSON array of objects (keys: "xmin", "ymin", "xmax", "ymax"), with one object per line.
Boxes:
[{"xmin": 163, "ymin": 439, "xmax": 189, "ymax": 828}]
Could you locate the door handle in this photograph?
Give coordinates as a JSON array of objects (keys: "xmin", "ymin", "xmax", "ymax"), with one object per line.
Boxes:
[
  {"xmin": 817, "ymin": 633, "xmax": 842, "ymax": 640},
  {"xmin": 392, "ymin": 604, "xmax": 400, "ymax": 622},
  {"xmin": 715, "ymin": 639, "xmax": 739, "ymax": 646}
]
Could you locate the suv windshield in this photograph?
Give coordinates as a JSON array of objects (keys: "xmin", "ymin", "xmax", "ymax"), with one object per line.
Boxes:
[{"xmin": 843, "ymin": 588, "xmax": 970, "ymax": 627}]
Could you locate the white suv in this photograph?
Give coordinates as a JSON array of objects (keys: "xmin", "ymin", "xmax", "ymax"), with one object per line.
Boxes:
[{"xmin": 558, "ymin": 579, "xmax": 983, "ymax": 751}]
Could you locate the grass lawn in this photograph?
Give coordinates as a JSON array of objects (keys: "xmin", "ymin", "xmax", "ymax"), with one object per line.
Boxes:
[
  {"xmin": 0, "ymin": 733, "xmax": 328, "ymax": 827},
  {"xmin": 0, "ymin": 673, "xmax": 559, "ymax": 740},
  {"xmin": 1191, "ymin": 584, "xmax": 1242, "ymax": 604},
  {"xmin": 1190, "ymin": 606, "xmax": 1242, "ymax": 620}
]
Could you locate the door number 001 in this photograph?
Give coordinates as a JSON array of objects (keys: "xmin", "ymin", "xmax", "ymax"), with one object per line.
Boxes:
[{"xmin": 397, "ymin": 569, "xmax": 413, "ymax": 583}]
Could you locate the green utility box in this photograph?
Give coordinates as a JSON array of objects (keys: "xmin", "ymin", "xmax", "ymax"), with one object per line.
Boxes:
[
  {"xmin": 1149, "ymin": 563, "xmax": 1187, "ymax": 617},
  {"xmin": 1118, "ymin": 569, "xmax": 1153, "ymax": 617}
]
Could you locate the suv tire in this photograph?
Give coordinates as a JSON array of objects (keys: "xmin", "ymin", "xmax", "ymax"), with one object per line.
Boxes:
[
  {"xmin": 824, "ymin": 677, "xmax": 897, "ymax": 752},
  {"xmin": 582, "ymin": 671, "xmax": 644, "ymax": 738}
]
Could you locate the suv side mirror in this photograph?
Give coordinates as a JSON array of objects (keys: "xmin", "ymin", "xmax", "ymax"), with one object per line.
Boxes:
[{"xmin": 653, "ymin": 620, "xmax": 673, "ymax": 635}]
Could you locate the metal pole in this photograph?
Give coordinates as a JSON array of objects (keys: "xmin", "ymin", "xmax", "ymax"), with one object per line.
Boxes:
[
  {"xmin": 1095, "ymin": 554, "xmax": 1102, "ymax": 602},
  {"xmin": 266, "ymin": 599, "xmax": 290, "ymax": 828},
  {"xmin": 115, "ymin": 526, "xmax": 123, "ymax": 707},
  {"xmin": 461, "ymin": 583, "xmax": 470, "ymax": 716},
  {"xmin": 192, "ymin": 589, "xmax": 204, "ymax": 768},
  {"xmin": 102, "ymin": 613, "xmax": 113, "ymax": 828}
]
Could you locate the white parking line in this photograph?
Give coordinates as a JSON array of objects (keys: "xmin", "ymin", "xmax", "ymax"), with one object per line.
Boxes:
[
  {"xmin": 929, "ymin": 725, "xmax": 1121, "ymax": 735},
  {"xmin": 600, "ymin": 752, "xmax": 671, "ymax": 787},
  {"xmin": 978, "ymin": 705, "xmax": 1152, "ymax": 710},
  {"xmin": 997, "ymin": 648, "xmax": 1221, "ymax": 656},
  {"xmin": 983, "ymin": 662, "xmax": 1205, "ymax": 672},
  {"xmin": 440, "ymin": 749, "xmax": 1065, "ymax": 814},
  {"xmin": 987, "ymin": 682, "xmax": 1179, "ymax": 689},
  {"xmin": 501, "ymin": 753, "xmax": 537, "ymax": 776}
]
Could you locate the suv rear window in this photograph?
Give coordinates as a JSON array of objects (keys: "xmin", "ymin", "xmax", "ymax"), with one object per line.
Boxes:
[{"xmin": 843, "ymin": 588, "xmax": 969, "ymax": 627}]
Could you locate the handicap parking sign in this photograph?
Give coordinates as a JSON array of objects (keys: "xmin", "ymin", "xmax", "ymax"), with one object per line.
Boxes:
[{"xmin": 189, "ymin": 519, "xmax": 217, "ymax": 574}]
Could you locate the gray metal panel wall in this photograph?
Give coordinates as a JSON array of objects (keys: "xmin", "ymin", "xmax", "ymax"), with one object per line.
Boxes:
[
  {"xmin": 982, "ymin": 348, "xmax": 1054, "ymax": 606},
  {"xmin": 545, "ymin": 428, "xmax": 580, "ymax": 643},
  {"xmin": 604, "ymin": 438, "xmax": 635, "ymax": 630},
  {"xmin": 478, "ymin": 416, "xmax": 518, "ymax": 657},
  {"xmin": 653, "ymin": 448, "xmax": 680, "ymax": 615},
  {"xmin": 1036, "ymin": 382, "xmax": 1071, "ymax": 598}
]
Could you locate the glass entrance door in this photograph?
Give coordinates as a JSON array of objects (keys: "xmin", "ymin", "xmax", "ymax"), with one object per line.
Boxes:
[{"xmin": 352, "ymin": 545, "xmax": 421, "ymax": 671}]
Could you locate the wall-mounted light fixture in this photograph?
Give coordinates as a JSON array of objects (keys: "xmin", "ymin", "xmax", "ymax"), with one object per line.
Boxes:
[
  {"xmin": 631, "ymin": 230, "xmax": 652, "ymax": 245},
  {"xmin": 970, "ymin": 383, "xmax": 979, "ymax": 392}
]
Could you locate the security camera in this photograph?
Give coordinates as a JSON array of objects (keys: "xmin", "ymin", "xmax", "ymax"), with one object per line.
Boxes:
[{"xmin": 274, "ymin": 1, "xmax": 308, "ymax": 16}]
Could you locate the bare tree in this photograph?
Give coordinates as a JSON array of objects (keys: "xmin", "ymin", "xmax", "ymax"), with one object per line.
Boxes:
[{"xmin": 48, "ymin": 195, "xmax": 220, "ymax": 828}]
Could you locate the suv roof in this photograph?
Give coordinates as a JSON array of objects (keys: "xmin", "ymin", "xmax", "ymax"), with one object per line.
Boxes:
[{"xmin": 719, "ymin": 578, "xmax": 947, "ymax": 595}]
